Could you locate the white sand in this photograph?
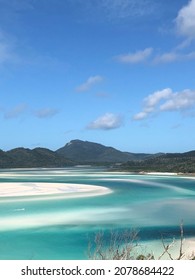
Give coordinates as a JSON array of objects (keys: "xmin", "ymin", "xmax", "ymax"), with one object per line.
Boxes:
[
  {"xmin": 182, "ymin": 238, "xmax": 195, "ymax": 259},
  {"xmin": 139, "ymin": 237, "xmax": 195, "ymax": 260},
  {"xmin": 146, "ymin": 172, "xmax": 178, "ymax": 175},
  {"xmin": 0, "ymin": 182, "xmax": 112, "ymax": 198}
]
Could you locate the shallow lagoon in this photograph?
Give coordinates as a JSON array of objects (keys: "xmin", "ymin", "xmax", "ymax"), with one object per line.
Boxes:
[{"xmin": 0, "ymin": 167, "xmax": 195, "ymax": 259}]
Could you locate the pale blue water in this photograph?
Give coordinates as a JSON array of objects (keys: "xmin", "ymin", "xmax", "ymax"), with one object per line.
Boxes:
[{"xmin": 0, "ymin": 167, "xmax": 195, "ymax": 259}]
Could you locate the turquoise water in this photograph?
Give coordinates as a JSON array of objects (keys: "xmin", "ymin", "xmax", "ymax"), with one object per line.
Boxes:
[{"xmin": 0, "ymin": 167, "xmax": 195, "ymax": 259}]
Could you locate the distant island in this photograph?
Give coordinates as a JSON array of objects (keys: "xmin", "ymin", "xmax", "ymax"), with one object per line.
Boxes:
[{"xmin": 0, "ymin": 139, "xmax": 195, "ymax": 173}]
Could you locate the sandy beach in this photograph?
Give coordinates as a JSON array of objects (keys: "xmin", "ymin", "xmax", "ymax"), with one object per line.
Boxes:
[
  {"xmin": 0, "ymin": 182, "xmax": 112, "ymax": 198},
  {"xmin": 137, "ymin": 237, "xmax": 195, "ymax": 260}
]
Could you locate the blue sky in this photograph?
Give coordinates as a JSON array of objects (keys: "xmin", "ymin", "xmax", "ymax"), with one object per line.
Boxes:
[{"xmin": 0, "ymin": 0, "xmax": 195, "ymax": 153}]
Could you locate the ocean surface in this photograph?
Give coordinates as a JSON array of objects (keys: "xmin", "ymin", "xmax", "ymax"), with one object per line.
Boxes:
[{"xmin": 0, "ymin": 167, "xmax": 195, "ymax": 260}]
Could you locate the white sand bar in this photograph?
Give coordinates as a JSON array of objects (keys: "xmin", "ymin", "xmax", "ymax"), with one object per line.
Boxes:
[{"xmin": 0, "ymin": 182, "xmax": 112, "ymax": 198}]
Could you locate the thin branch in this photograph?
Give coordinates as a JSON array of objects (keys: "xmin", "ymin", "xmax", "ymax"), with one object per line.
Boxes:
[
  {"xmin": 159, "ymin": 235, "xmax": 174, "ymax": 260},
  {"xmin": 177, "ymin": 220, "xmax": 185, "ymax": 260}
]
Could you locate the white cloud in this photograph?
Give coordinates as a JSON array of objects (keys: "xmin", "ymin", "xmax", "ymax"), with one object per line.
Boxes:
[
  {"xmin": 115, "ymin": 1, "xmax": 195, "ymax": 66},
  {"xmin": 116, "ymin": 48, "xmax": 153, "ymax": 64},
  {"xmin": 76, "ymin": 75, "xmax": 103, "ymax": 92},
  {"xmin": 87, "ymin": 113, "xmax": 123, "ymax": 130},
  {"xmin": 154, "ymin": 50, "xmax": 195, "ymax": 64},
  {"xmin": 176, "ymin": 0, "xmax": 195, "ymax": 39},
  {"xmin": 35, "ymin": 108, "xmax": 58, "ymax": 118},
  {"xmin": 100, "ymin": 0, "xmax": 155, "ymax": 19},
  {"xmin": 175, "ymin": 38, "xmax": 192, "ymax": 50},
  {"xmin": 3, "ymin": 105, "xmax": 59, "ymax": 119},
  {"xmin": 68, "ymin": 0, "xmax": 157, "ymax": 22},
  {"xmin": 144, "ymin": 88, "xmax": 172, "ymax": 108},
  {"xmin": 133, "ymin": 88, "xmax": 195, "ymax": 121},
  {"xmin": 133, "ymin": 88, "xmax": 172, "ymax": 120},
  {"xmin": 114, "ymin": 0, "xmax": 195, "ymax": 67},
  {"xmin": 116, "ymin": 47, "xmax": 195, "ymax": 65},
  {"xmin": 160, "ymin": 89, "xmax": 195, "ymax": 111},
  {"xmin": 4, "ymin": 104, "xmax": 27, "ymax": 119},
  {"xmin": 153, "ymin": 52, "xmax": 179, "ymax": 64},
  {"xmin": 133, "ymin": 111, "xmax": 148, "ymax": 121}
]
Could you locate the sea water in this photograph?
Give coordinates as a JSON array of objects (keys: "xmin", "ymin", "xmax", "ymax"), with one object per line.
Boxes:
[{"xmin": 0, "ymin": 167, "xmax": 195, "ymax": 259}]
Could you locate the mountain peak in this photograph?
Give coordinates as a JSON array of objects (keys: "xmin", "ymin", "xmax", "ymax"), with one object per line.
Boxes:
[
  {"xmin": 56, "ymin": 139, "xmax": 151, "ymax": 163},
  {"xmin": 66, "ymin": 139, "xmax": 83, "ymax": 146}
]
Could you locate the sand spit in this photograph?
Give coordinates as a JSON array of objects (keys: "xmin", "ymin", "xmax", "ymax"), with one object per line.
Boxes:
[{"xmin": 0, "ymin": 182, "xmax": 112, "ymax": 198}]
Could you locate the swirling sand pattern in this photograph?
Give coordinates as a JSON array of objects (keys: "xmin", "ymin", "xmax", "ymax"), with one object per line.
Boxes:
[{"xmin": 0, "ymin": 168, "xmax": 195, "ymax": 259}]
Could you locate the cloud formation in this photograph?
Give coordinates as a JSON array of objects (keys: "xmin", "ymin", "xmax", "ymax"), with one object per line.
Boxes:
[
  {"xmin": 176, "ymin": 0, "xmax": 195, "ymax": 39},
  {"xmin": 116, "ymin": 47, "xmax": 195, "ymax": 65},
  {"xmin": 35, "ymin": 108, "xmax": 58, "ymax": 119},
  {"xmin": 153, "ymin": 51, "xmax": 195, "ymax": 64},
  {"xmin": 115, "ymin": 1, "xmax": 195, "ymax": 66},
  {"xmin": 133, "ymin": 88, "xmax": 195, "ymax": 120},
  {"xmin": 4, "ymin": 103, "xmax": 27, "ymax": 119},
  {"xmin": 153, "ymin": 52, "xmax": 179, "ymax": 64},
  {"xmin": 87, "ymin": 113, "xmax": 123, "ymax": 130},
  {"xmin": 3, "ymin": 104, "xmax": 59, "ymax": 120},
  {"xmin": 160, "ymin": 90, "xmax": 195, "ymax": 111},
  {"xmin": 116, "ymin": 48, "xmax": 153, "ymax": 64},
  {"xmin": 76, "ymin": 75, "xmax": 103, "ymax": 92},
  {"xmin": 99, "ymin": 0, "xmax": 155, "ymax": 19},
  {"xmin": 68, "ymin": 0, "xmax": 157, "ymax": 22}
]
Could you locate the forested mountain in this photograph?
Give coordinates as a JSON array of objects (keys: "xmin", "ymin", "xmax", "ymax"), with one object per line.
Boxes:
[
  {"xmin": 120, "ymin": 151, "xmax": 195, "ymax": 173},
  {"xmin": 0, "ymin": 140, "xmax": 195, "ymax": 172},
  {"xmin": 0, "ymin": 147, "xmax": 74, "ymax": 168},
  {"xmin": 56, "ymin": 139, "xmax": 153, "ymax": 163}
]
